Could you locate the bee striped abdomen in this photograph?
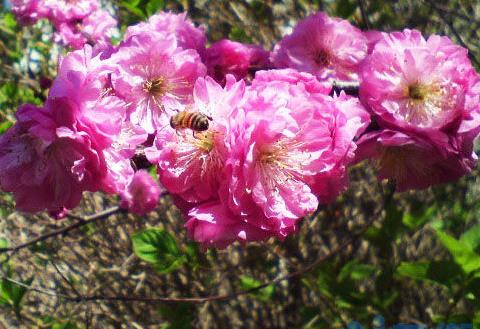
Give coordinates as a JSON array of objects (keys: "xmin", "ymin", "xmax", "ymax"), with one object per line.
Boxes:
[{"xmin": 170, "ymin": 111, "xmax": 210, "ymax": 132}]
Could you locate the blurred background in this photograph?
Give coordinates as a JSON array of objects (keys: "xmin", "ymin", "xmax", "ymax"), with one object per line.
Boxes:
[{"xmin": 1, "ymin": 0, "xmax": 480, "ymax": 328}]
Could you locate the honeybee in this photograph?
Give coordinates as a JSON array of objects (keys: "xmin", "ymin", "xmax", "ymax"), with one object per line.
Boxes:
[{"xmin": 169, "ymin": 111, "xmax": 212, "ymax": 133}]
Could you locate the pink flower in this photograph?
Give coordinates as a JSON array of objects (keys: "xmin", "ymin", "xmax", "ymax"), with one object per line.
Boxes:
[
  {"xmin": 120, "ymin": 170, "xmax": 162, "ymax": 215},
  {"xmin": 43, "ymin": 0, "xmax": 99, "ymax": 24},
  {"xmin": 146, "ymin": 75, "xmax": 244, "ymax": 203},
  {"xmin": 359, "ymin": 29, "xmax": 477, "ymax": 132},
  {"xmin": 101, "ymin": 122, "xmax": 148, "ymax": 194},
  {"xmin": 11, "ymin": 0, "xmax": 46, "ymax": 25},
  {"xmin": 364, "ymin": 30, "xmax": 384, "ymax": 54},
  {"xmin": 185, "ymin": 202, "xmax": 273, "ymax": 249},
  {"xmin": 226, "ymin": 70, "xmax": 369, "ymax": 234},
  {"xmin": 252, "ymin": 68, "xmax": 332, "ymax": 95},
  {"xmin": 49, "ymin": 46, "xmax": 125, "ymax": 148},
  {"xmin": 0, "ymin": 104, "xmax": 106, "ymax": 213},
  {"xmin": 355, "ymin": 129, "xmax": 477, "ymax": 191},
  {"xmin": 459, "ymin": 76, "xmax": 480, "ymax": 139},
  {"xmin": 81, "ymin": 9, "xmax": 117, "ymax": 45},
  {"xmin": 111, "ymin": 33, "xmax": 206, "ymax": 133},
  {"xmin": 53, "ymin": 9, "xmax": 117, "ymax": 49},
  {"xmin": 125, "ymin": 12, "xmax": 206, "ymax": 55},
  {"xmin": 204, "ymin": 39, "xmax": 271, "ymax": 84},
  {"xmin": 271, "ymin": 12, "xmax": 367, "ymax": 82}
]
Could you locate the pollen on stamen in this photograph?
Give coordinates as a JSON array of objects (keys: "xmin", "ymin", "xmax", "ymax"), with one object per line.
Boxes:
[
  {"xmin": 143, "ymin": 76, "xmax": 168, "ymax": 97},
  {"xmin": 404, "ymin": 82, "xmax": 446, "ymax": 123},
  {"xmin": 192, "ymin": 131, "xmax": 216, "ymax": 152}
]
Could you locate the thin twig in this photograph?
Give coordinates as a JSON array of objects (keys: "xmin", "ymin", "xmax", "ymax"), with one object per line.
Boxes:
[
  {"xmin": 51, "ymin": 261, "xmax": 82, "ymax": 297},
  {"xmin": 0, "ymin": 206, "xmax": 122, "ymax": 254},
  {"xmin": 356, "ymin": 0, "xmax": 370, "ymax": 29},
  {"xmin": 0, "ymin": 275, "xmax": 70, "ymax": 299},
  {"xmin": 423, "ymin": 0, "xmax": 480, "ymax": 67}
]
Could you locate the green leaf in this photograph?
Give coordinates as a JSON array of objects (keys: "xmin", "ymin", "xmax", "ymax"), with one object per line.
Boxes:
[
  {"xmin": 228, "ymin": 27, "xmax": 252, "ymax": 43},
  {"xmin": 0, "ymin": 121, "xmax": 12, "ymax": 135},
  {"xmin": 396, "ymin": 261, "xmax": 463, "ymax": 288},
  {"xmin": 146, "ymin": 0, "xmax": 165, "ymax": 17},
  {"xmin": 316, "ymin": 269, "xmax": 335, "ymax": 299},
  {"xmin": 131, "ymin": 228, "xmax": 186, "ymax": 274},
  {"xmin": 474, "ymin": 309, "xmax": 480, "ymax": 328},
  {"xmin": 183, "ymin": 242, "xmax": 199, "ymax": 268},
  {"xmin": 0, "ymin": 275, "xmax": 33, "ymax": 313},
  {"xmin": 461, "ymin": 224, "xmax": 480, "ymax": 253},
  {"xmin": 239, "ymin": 276, "xmax": 274, "ymax": 302},
  {"xmin": 149, "ymin": 166, "xmax": 159, "ymax": 181},
  {"xmin": 338, "ymin": 261, "xmax": 377, "ymax": 281},
  {"xmin": 436, "ymin": 229, "xmax": 480, "ymax": 274},
  {"xmin": 0, "ymin": 13, "xmax": 17, "ymax": 35},
  {"xmin": 402, "ymin": 205, "xmax": 436, "ymax": 230},
  {"xmin": 396, "ymin": 262, "xmax": 429, "ymax": 281},
  {"xmin": 119, "ymin": 1, "xmax": 146, "ymax": 19}
]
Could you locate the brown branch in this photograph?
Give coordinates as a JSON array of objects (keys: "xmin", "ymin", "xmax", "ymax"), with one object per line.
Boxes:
[{"xmin": 0, "ymin": 206, "xmax": 123, "ymax": 254}]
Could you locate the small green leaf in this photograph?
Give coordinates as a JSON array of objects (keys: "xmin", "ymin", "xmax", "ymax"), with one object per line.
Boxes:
[
  {"xmin": 338, "ymin": 261, "xmax": 377, "ymax": 281},
  {"xmin": 149, "ymin": 166, "xmax": 158, "ymax": 181},
  {"xmin": 228, "ymin": 27, "xmax": 252, "ymax": 43},
  {"xmin": 436, "ymin": 229, "xmax": 480, "ymax": 274},
  {"xmin": 239, "ymin": 276, "xmax": 274, "ymax": 302},
  {"xmin": 461, "ymin": 224, "xmax": 480, "ymax": 253},
  {"xmin": 0, "ymin": 121, "xmax": 13, "ymax": 135},
  {"xmin": 119, "ymin": 1, "xmax": 146, "ymax": 19},
  {"xmin": 0, "ymin": 275, "xmax": 33, "ymax": 313},
  {"xmin": 396, "ymin": 262, "xmax": 429, "ymax": 280},
  {"xmin": 402, "ymin": 205, "xmax": 436, "ymax": 230},
  {"xmin": 146, "ymin": 0, "xmax": 165, "ymax": 17},
  {"xmin": 396, "ymin": 261, "xmax": 463, "ymax": 288},
  {"xmin": 131, "ymin": 228, "xmax": 186, "ymax": 274}
]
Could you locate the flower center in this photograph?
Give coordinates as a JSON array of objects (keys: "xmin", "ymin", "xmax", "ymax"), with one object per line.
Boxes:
[
  {"xmin": 143, "ymin": 77, "xmax": 167, "ymax": 97},
  {"xmin": 403, "ymin": 82, "xmax": 449, "ymax": 124},
  {"xmin": 408, "ymin": 84, "xmax": 427, "ymax": 101},
  {"xmin": 257, "ymin": 139, "xmax": 311, "ymax": 188},
  {"xmin": 193, "ymin": 131, "xmax": 216, "ymax": 152},
  {"xmin": 313, "ymin": 49, "xmax": 330, "ymax": 67}
]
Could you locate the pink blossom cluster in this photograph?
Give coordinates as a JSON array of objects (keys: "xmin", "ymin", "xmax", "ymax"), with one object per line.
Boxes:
[
  {"xmin": 11, "ymin": 0, "xmax": 117, "ymax": 49},
  {"xmin": 2, "ymin": 8, "xmax": 480, "ymax": 248}
]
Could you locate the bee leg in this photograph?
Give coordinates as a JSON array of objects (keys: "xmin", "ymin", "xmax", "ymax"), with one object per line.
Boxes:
[{"xmin": 192, "ymin": 131, "xmax": 197, "ymax": 139}]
